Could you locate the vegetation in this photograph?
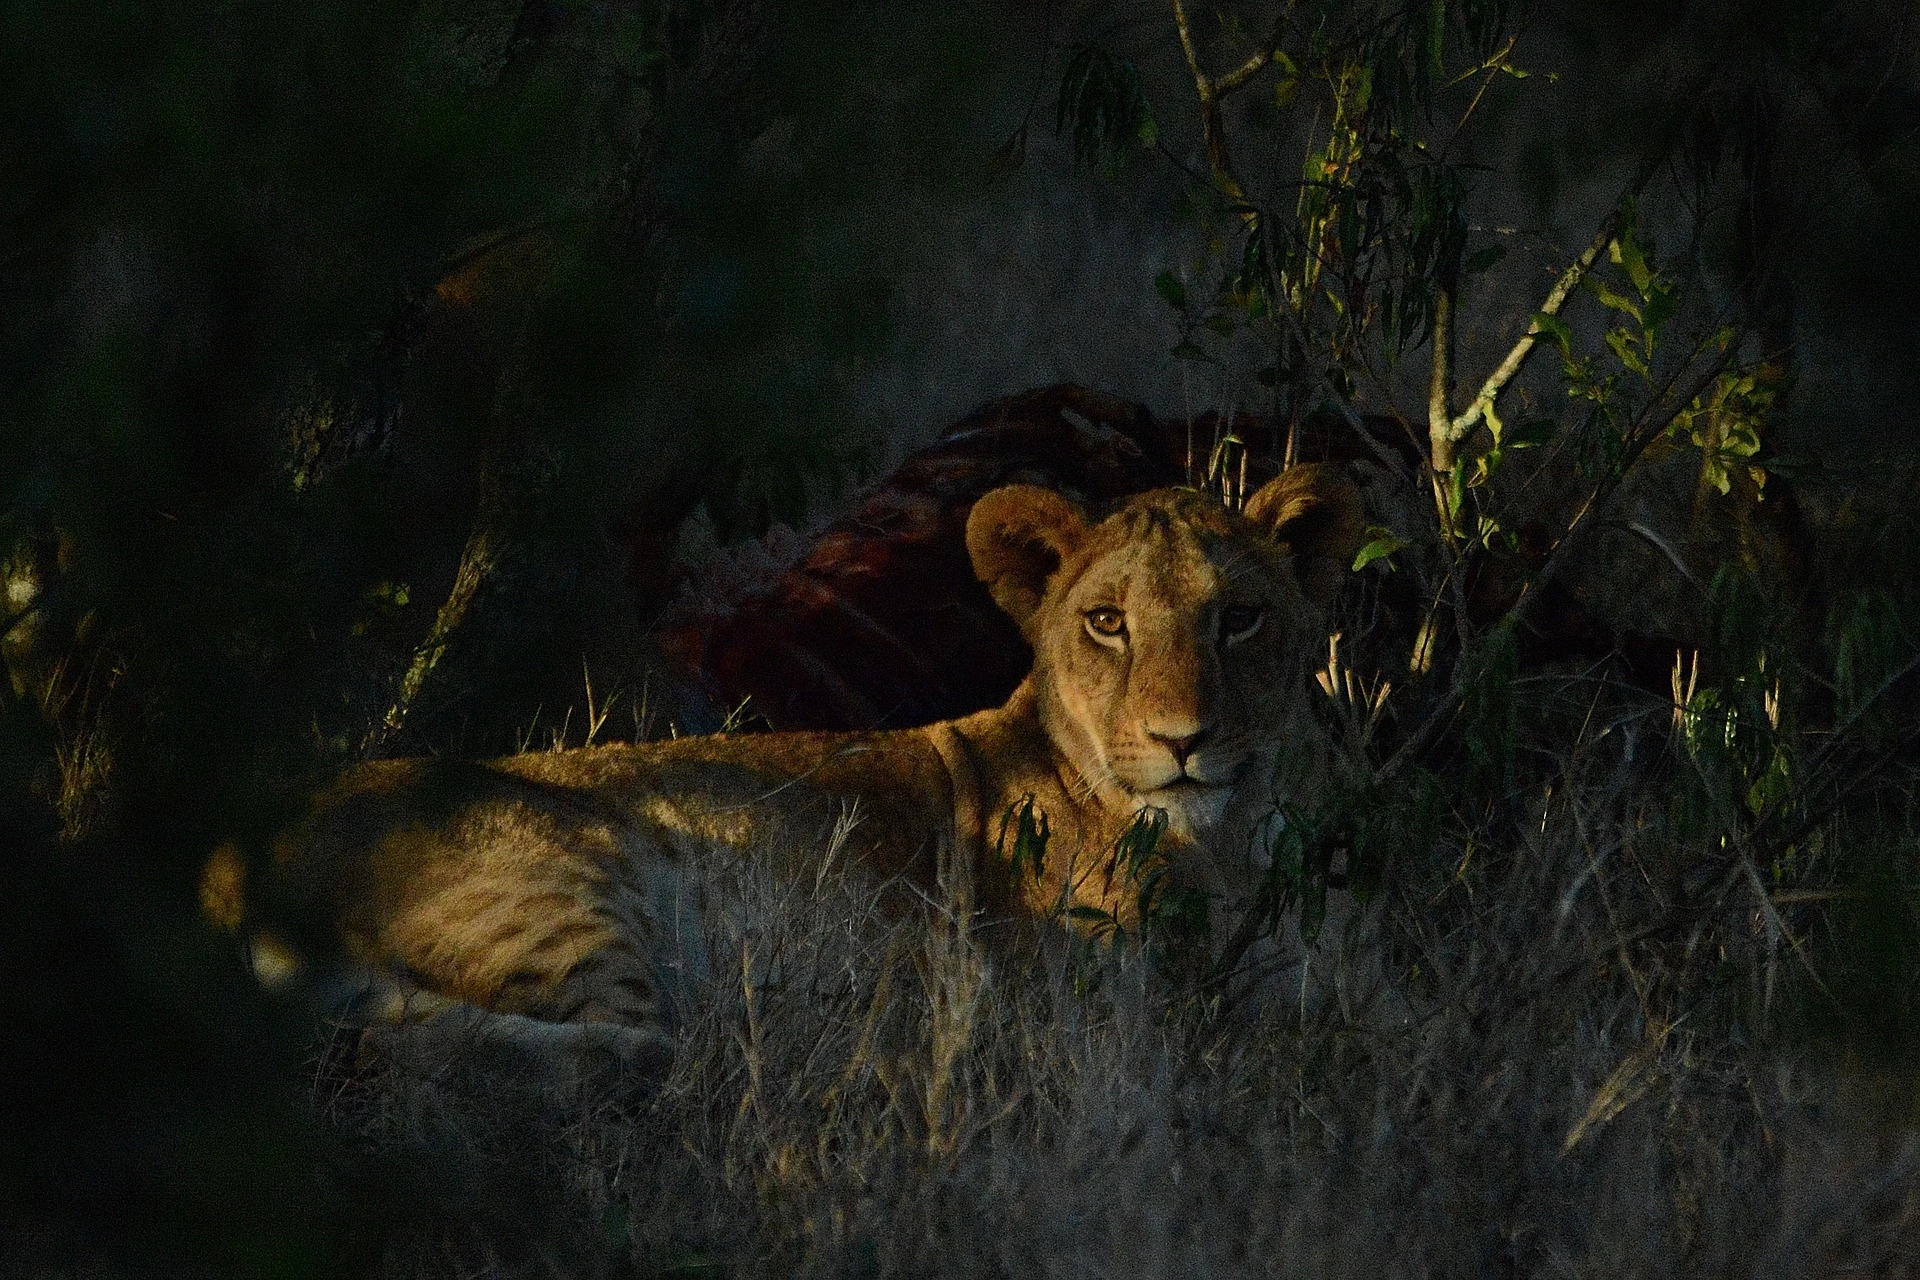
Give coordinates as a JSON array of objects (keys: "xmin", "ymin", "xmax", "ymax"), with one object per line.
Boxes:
[{"xmin": 5, "ymin": 0, "xmax": 1920, "ymax": 1275}]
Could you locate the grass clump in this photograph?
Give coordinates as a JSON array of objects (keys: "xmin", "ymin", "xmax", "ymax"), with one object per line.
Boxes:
[{"xmin": 320, "ymin": 607, "xmax": 1920, "ymax": 1276}]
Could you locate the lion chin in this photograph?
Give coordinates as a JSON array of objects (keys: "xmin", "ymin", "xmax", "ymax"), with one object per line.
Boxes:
[
  {"xmin": 1131, "ymin": 782, "xmax": 1235, "ymax": 839},
  {"xmin": 228, "ymin": 464, "xmax": 1363, "ymax": 1067}
]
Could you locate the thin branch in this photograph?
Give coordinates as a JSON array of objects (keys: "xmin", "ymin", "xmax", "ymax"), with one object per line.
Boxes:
[
  {"xmin": 1170, "ymin": 0, "xmax": 1256, "ymax": 205},
  {"xmin": 1004, "ymin": 0, "xmax": 1057, "ymax": 136},
  {"xmin": 1440, "ymin": 34, "xmax": 1520, "ymax": 161},
  {"xmin": 1427, "ymin": 287, "xmax": 1456, "ymax": 473},
  {"xmin": 1449, "ymin": 161, "xmax": 1665, "ymax": 446},
  {"xmin": 1169, "ymin": 0, "xmax": 1206, "ymax": 85},
  {"xmin": 1372, "ymin": 657, "xmax": 1468, "ymax": 788},
  {"xmin": 1445, "ymin": 210, "xmax": 1621, "ymax": 445},
  {"xmin": 1322, "ymin": 397, "xmax": 1419, "ymax": 484},
  {"xmin": 1759, "ymin": 715, "xmax": 1920, "ymax": 860},
  {"xmin": 1172, "ymin": 0, "xmax": 1277, "ymax": 98},
  {"xmin": 1769, "ymin": 646, "xmax": 1920, "ymax": 827},
  {"xmin": 1510, "ymin": 337, "xmax": 1740, "ymax": 625},
  {"xmin": 369, "ymin": 518, "xmax": 497, "ymax": 755},
  {"xmin": 1445, "ymin": 33, "xmax": 1521, "ymax": 90},
  {"xmin": 1214, "ymin": 46, "xmax": 1274, "ymax": 95}
]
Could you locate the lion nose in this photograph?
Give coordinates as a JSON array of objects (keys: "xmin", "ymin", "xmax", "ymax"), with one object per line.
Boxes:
[{"xmin": 1148, "ymin": 727, "xmax": 1210, "ymax": 768}]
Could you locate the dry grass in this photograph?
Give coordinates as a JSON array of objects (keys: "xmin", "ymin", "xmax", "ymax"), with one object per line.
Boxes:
[
  {"xmin": 312, "ymin": 696, "xmax": 1920, "ymax": 1280},
  {"xmin": 35, "ymin": 643, "xmax": 121, "ymax": 842}
]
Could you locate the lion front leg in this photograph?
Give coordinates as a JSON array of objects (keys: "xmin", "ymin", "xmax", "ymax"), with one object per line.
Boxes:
[{"xmin": 358, "ymin": 999, "xmax": 676, "ymax": 1091}]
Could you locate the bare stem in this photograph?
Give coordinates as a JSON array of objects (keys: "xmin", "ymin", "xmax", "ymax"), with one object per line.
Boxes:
[
  {"xmin": 1426, "ymin": 287, "xmax": 1457, "ymax": 534},
  {"xmin": 1169, "ymin": 0, "xmax": 1205, "ymax": 85},
  {"xmin": 1443, "ymin": 164, "xmax": 1659, "ymax": 452},
  {"xmin": 370, "ymin": 520, "xmax": 495, "ymax": 754},
  {"xmin": 1445, "ymin": 211, "xmax": 1621, "ymax": 444},
  {"xmin": 1214, "ymin": 46, "xmax": 1274, "ymax": 95},
  {"xmin": 1171, "ymin": 0, "xmax": 1254, "ymax": 205}
]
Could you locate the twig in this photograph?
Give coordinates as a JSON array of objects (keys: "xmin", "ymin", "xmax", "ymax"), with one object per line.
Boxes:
[
  {"xmin": 1739, "ymin": 848, "xmax": 1838, "ymax": 1008},
  {"xmin": 1426, "ymin": 287, "xmax": 1457, "ymax": 529},
  {"xmin": 1440, "ymin": 34, "xmax": 1520, "ymax": 160},
  {"xmin": 369, "ymin": 520, "xmax": 497, "ymax": 754},
  {"xmin": 1429, "ymin": 163, "xmax": 1660, "ymax": 490},
  {"xmin": 1791, "ymin": 648, "xmax": 1920, "ymax": 788},
  {"xmin": 364, "ymin": 454, "xmax": 531, "ymax": 755},
  {"xmin": 1445, "ymin": 206, "xmax": 1623, "ymax": 449},
  {"xmin": 1170, "ymin": 0, "xmax": 1274, "ymax": 207},
  {"xmin": 1213, "ymin": 45, "xmax": 1275, "ymax": 95},
  {"xmin": 1322, "ymin": 398, "xmax": 1419, "ymax": 484},
  {"xmin": 1509, "ymin": 336, "xmax": 1741, "ymax": 628}
]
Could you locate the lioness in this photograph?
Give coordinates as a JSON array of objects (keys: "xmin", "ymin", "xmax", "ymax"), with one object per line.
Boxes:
[{"xmin": 219, "ymin": 467, "xmax": 1361, "ymax": 1067}]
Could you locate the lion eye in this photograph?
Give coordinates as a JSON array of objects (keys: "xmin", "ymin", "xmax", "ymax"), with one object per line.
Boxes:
[
  {"xmin": 1221, "ymin": 604, "xmax": 1263, "ymax": 643},
  {"xmin": 1084, "ymin": 607, "xmax": 1127, "ymax": 638}
]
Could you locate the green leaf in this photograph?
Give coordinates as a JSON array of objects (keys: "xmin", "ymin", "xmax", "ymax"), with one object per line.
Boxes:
[
  {"xmin": 1530, "ymin": 311, "xmax": 1573, "ymax": 352},
  {"xmin": 1350, "ymin": 64, "xmax": 1373, "ymax": 114},
  {"xmin": 1613, "ymin": 229, "xmax": 1654, "ymax": 297},
  {"xmin": 1153, "ymin": 270, "xmax": 1188, "ymax": 311},
  {"xmin": 1506, "ymin": 418, "xmax": 1557, "ymax": 448},
  {"xmin": 1273, "ymin": 76, "xmax": 1299, "ymax": 110},
  {"xmin": 1605, "ymin": 328, "xmax": 1648, "ymax": 377},
  {"xmin": 1135, "ymin": 104, "xmax": 1159, "ymax": 149},
  {"xmin": 1584, "ymin": 273, "xmax": 1643, "ymax": 323},
  {"xmin": 1065, "ymin": 904, "xmax": 1118, "ymax": 940},
  {"xmin": 1640, "ymin": 282, "xmax": 1677, "ymax": 341},
  {"xmin": 1055, "ymin": 44, "xmax": 1158, "ymax": 171},
  {"xmin": 995, "ymin": 794, "xmax": 1051, "ymax": 882},
  {"xmin": 1746, "ymin": 746, "xmax": 1791, "ymax": 817},
  {"xmin": 1112, "ymin": 807, "xmax": 1169, "ymax": 881},
  {"xmin": 1447, "ymin": 458, "xmax": 1469, "ymax": 523},
  {"xmin": 1353, "ymin": 529, "xmax": 1408, "ymax": 572},
  {"xmin": 1465, "ymin": 243, "xmax": 1507, "ymax": 274}
]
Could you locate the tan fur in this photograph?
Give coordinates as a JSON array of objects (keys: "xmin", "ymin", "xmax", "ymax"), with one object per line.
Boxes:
[{"xmin": 239, "ymin": 468, "xmax": 1362, "ymax": 1054}]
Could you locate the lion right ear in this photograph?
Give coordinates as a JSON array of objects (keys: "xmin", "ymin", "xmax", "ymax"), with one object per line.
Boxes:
[
  {"xmin": 966, "ymin": 485, "xmax": 1089, "ymax": 630},
  {"xmin": 1242, "ymin": 463, "xmax": 1366, "ymax": 605}
]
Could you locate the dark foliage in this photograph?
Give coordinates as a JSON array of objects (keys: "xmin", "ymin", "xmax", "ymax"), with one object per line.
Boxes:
[{"xmin": 5, "ymin": 0, "xmax": 1920, "ymax": 1274}]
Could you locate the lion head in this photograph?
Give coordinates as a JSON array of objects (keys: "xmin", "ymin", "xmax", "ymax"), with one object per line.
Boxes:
[{"xmin": 966, "ymin": 467, "xmax": 1363, "ymax": 841}]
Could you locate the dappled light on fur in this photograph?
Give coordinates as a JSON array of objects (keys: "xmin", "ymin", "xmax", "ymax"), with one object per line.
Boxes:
[{"xmin": 236, "ymin": 472, "xmax": 1366, "ymax": 1064}]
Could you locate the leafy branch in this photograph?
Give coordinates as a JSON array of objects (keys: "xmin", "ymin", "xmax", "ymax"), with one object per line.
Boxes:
[{"xmin": 1169, "ymin": 0, "xmax": 1281, "ymax": 205}]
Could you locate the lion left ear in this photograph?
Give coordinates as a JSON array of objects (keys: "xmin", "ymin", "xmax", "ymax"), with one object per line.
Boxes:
[
  {"xmin": 1242, "ymin": 464, "xmax": 1366, "ymax": 605},
  {"xmin": 966, "ymin": 484, "xmax": 1090, "ymax": 634}
]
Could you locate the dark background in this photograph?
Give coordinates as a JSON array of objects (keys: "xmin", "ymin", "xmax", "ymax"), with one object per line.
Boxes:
[{"xmin": 4, "ymin": 1, "xmax": 1917, "ymax": 1272}]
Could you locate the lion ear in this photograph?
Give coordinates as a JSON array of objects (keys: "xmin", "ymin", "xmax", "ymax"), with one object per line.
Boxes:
[
  {"xmin": 966, "ymin": 485, "xmax": 1090, "ymax": 630},
  {"xmin": 1243, "ymin": 464, "xmax": 1366, "ymax": 606}
]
